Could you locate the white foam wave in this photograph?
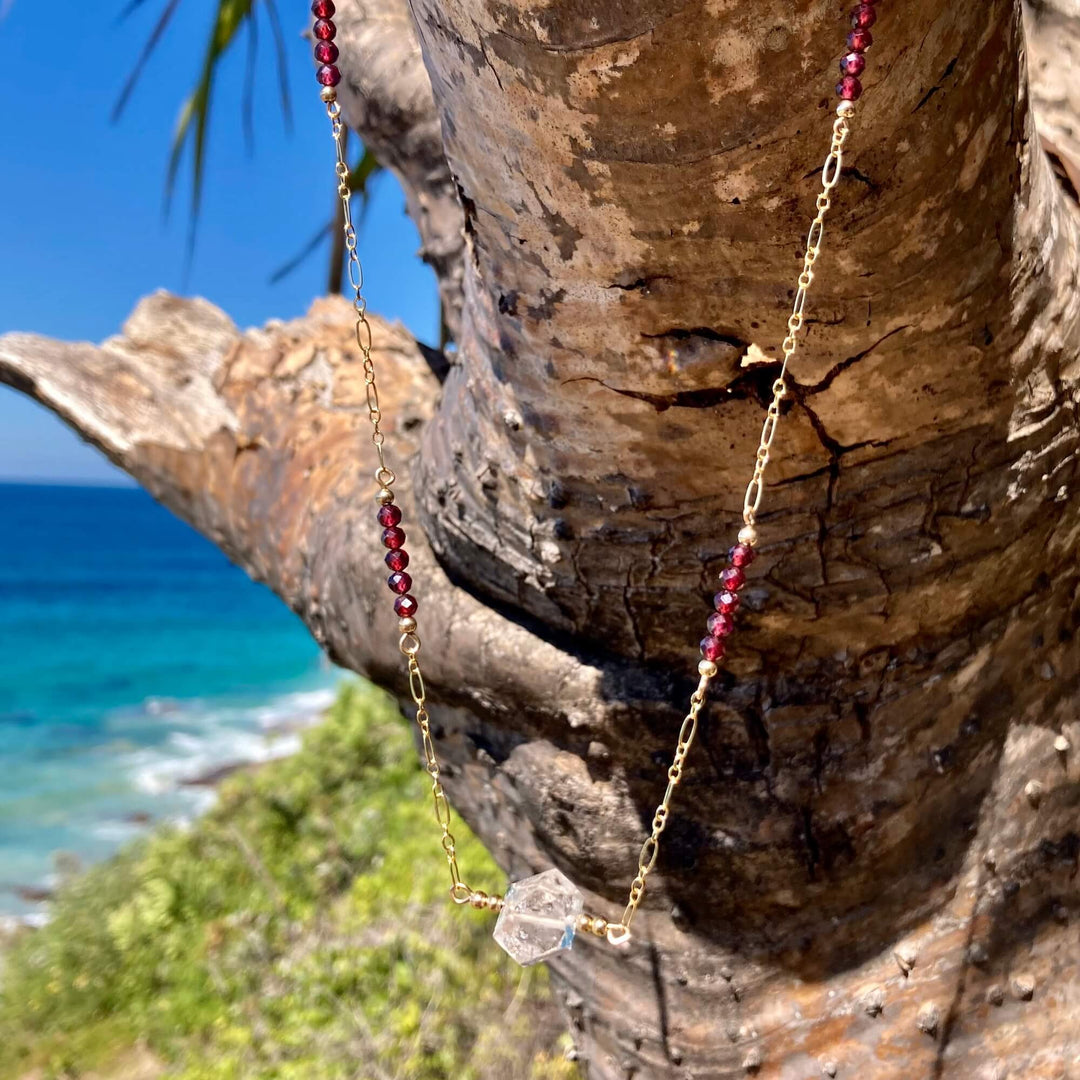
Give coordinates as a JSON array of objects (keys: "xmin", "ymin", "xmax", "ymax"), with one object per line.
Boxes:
[
  {"xmin": 0, "ymin": 910, "xmax": 50, "ymax": 931},
  {"xmin": 123, "ymin": 684, "xmax": 337, "ymax": 797},
  {"xmin": 1, "ymin": 678, "xmax": 345, "ymax": 919}
]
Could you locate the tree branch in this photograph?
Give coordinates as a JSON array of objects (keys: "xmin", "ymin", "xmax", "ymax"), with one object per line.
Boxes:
[
  {"xmin": 1025, "ymin": 0, "xmax": 1080, "ymax": 188},
  {"xmin": 0, "ymin": 291, "xmax": 639, "ymax": 732}
]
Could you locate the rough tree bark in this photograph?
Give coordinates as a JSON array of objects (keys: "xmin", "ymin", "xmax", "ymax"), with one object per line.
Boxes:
[{"xmin": 2, "ymin": 1, "xmax": 1079, "ymax": 1077}]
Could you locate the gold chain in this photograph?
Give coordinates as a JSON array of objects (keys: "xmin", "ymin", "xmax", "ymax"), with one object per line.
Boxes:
[
  {"xmin": 327, "ymin": 100, "xmax": 387, "ymax": 479},
  {"xmin": 405, "ymin": 654, "xmax": 474, "ymax": 901},
  {"xmin": 326, "ymin": 98, "xmax": 475, "ymax": 903},
  {"xmin": 326, "ymin": 84, "xmax": 854, "ymax": 947},
  {"xmin": 610, "ymin": 108, "xmax": 853, "ymax": 944},
  {"xmin": 743, "ymin": 113, "xmax": 850, "ymax": 527},
  {"xmin": 607, "ymin": 668, "xmax": 712, "ymax": 943}
]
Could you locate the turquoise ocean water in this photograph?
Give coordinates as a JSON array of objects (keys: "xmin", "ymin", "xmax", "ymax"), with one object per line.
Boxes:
[{"xmin": 0, "ymin": 483, "xmax": 342, "ymax": 921}]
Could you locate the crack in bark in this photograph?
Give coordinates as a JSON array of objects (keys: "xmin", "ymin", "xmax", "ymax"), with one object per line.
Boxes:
[
  {"xmin": 561, "ymin": 374, "xmax": 734, "ymax": 413},
  {"xmin": 473, "ymin": 23, "xmax": 504, "ymax": 91},
  {"xmin": 803, "ymin": 325, "xmax": 913, "ymax": 396},
  {"xmin": 488, "ymin": 3, "xmax": 692, "ymax": 57},
  {"xmin": 603, "ymin": 274, "xmax": 673, "ymax": 293},
  {"xmin": 913, "ymin": 54, "xmax": 961, "ymax": 113},
  {"xmin": 641, "ymin": 326, "xmax": 750, "ymax": 351}
]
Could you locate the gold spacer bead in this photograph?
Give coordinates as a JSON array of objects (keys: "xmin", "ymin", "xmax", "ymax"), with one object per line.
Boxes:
[
  {"xmin": 836, "ymin": 100, "xmax": 856, "ymax": 118},
  {"xmin": 320, "ymin": 85, "xmax": 338, "ymax": 103},
  {"xmin": 398, "ymin": 615, "xmax": 418, "ymax": 634},
  {"xmin": 738, "ymin": 524, "xmax": 759, "ymax": 547},
  {"xmin": 376, "ymin": 486, "xmax": 394, "ymax": 506},
  {"xmin": 698, "ymin": 660, "xmax": 718, "ymax": 678}
]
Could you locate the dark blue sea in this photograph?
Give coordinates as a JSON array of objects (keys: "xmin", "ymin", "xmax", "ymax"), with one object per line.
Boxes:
[{"xmin": 0, "ymin": 483, "xmax": 342, "ymax": 921}]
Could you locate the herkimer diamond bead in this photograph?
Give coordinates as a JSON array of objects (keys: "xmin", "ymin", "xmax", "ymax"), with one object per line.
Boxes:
[{"xmin": 492, "ymin": 868, "xmax": 584, "ymax": 966}]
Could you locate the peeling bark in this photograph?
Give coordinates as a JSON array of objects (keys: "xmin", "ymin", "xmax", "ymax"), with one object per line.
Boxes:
[
  {"xmin": 1026, "ymin": 0, "xmax": 1080, "ymax": 180},
  {"xmin": 4, "ymin": 1, "xmax": 1080, "ymax": 1076}
]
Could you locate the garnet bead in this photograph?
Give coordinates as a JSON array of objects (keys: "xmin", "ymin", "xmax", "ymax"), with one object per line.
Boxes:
[
  {"xmin": 382, "ymin": 526, "xmax": 406, "ymax": 549},
  {"xmin": 388, "ymin": 571, "xmax": 412, "ymax": 595},
  {"xmin": 385, "ymin": 549, "xmax": 410, "ymax": 572},
  {"xmin": 840, "ymin": 51, "xmax": 866, "ymax": 76},
  {"xmin": 707, "ymin": 612, "xmax": 735, "ymax": 638},
  {"xmin": 316, "ymin": 64, "xmax": 341, "ymax": 87},
  {"xmin": 728, "ymin": 543, "xmax": 755, "ymax": 568},
  {"xmin": 311, "ymin": 0, "xmax": 335, "ymax": 16},
  {"xmin": 836, "ymin": 75, "xmax": 863, "ymax": 101},
  {"xmin": 378, "ymin": 504, "xmax": 402, "ymax": 528},
  {"xmin": 395, "ymin": 594, "xmax": 419, "ymax": 618},
  {"xmin": 851, "ymin": 5, "xmax": 877, "ymax": 29},
  {"xmin": 700, "ymin": 636, "xmax": 726, "ymax": 663},
  {"xmin": 313, "ymin": 18, "xmax": 336, "ymax": 40},
  {"xmin": 847, "ymin": 28, "xmax": 873, "ymax": 51},
  {"xmin": 719, "ymin": 566, "xmax": 746, "ymax": 591},
  {"xmin": 314, "ymin": 40, "xmax": 338, "ymax": 64},
  {"xmin": 714, "ymin": 589, "xmax": 741, "ymax": 615}
]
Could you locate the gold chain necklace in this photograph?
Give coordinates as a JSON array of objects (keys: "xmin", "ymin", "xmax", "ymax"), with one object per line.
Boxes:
[{"xmin": 308, "ymin": 0, "xmax": 875, "ymax": 964}]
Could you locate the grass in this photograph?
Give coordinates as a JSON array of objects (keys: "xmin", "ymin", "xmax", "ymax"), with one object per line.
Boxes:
[{"xmin": 0, "ymin": 682, "xmax": 580, "ymax": 1080}]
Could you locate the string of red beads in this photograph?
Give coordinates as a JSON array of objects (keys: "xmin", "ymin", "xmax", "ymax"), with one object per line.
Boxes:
[
  {"xmin": 311, "ymin": 0, "xmax": 341, "ymax": 88},
  {"xmin": 376, "ymin": 490, "xmax": 420, "ymax": 626},
  {"xmin": 699, "ymin": 540, "xmax": 755, "ymax": 663},
  {"xmin": 836, "ymin": 1, "xmax": 877, "ymax": 102}
]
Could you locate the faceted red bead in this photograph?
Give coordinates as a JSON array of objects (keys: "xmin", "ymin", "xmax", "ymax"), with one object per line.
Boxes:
[
  {"xmin": 700, "ymin": 636, "xmax": 726, "ymax": 663},
  {"xmin": 388, "ymin": 571, "xmax": 412, "ymax": 595},
  {"xmin": 714, "ymin": 589, "xmax": 741, "ymax": 615},
  {"xmin": 707, "ymin": 612, "xmax": 735, "ymax": 638},
  {"xmin": 382, "ymin": 526, "xmax": 406, "ymax": 549},
  {"xmin": 836, "ymin": 75, "xmax": 863, "ymax": 101},
  {"xmin": 728, "ymin": 543, "xmax": 755, "ymax": 568},
  {"xmin": 385, "ymin": 549, "xmax": 410, "ymax": 572},
  {"xmin": 311, "ymin": 0, "xmax": 335, "ymax": 16},
  {"xmin": 378, "ymin": 504, "xmax": 402, "ymax": 528},
  {"xmin": 851, "ymin": 5, "xmax": 877, "ymax": 29},
  {"xmin": 316, "ymin": 64, "xmax": 341, "ymax": 87},
  {"xmin": 314, "ymin": 40, "xmax": 338, "ymax": 64},
  {"xmin": 313, "ymin": 18, "xmax": 336, "ymax": 40},
  {"xmin": 847, "ymin": 28, "xmax": 873, "ymax": 51},
  {"xmin": 395, "ymin": 594, "xmax": 419, "ymax": 618},
  {"xmin": 840, "ymin": 51, "xmax": 866, "ymax": 76},
  {"xmin": 719, "ymin": 566, "xmax": 746, "ymax": 591}
]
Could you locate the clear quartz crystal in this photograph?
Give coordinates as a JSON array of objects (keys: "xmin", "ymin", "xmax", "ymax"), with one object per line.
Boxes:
[{"xmin": 493, "ymin": 868, "xmax": 584, "ymax": 966}]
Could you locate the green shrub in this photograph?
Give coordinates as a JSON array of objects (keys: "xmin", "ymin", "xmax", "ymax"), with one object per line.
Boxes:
[{"xmin": 0, "ymin": 682, "xmax": 580, "ymax": 1080}]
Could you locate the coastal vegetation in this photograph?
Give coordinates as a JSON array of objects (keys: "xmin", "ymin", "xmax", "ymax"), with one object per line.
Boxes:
[{"xmin": 0, "ymin": 682, "xmax": 578, "ymax": 1080}]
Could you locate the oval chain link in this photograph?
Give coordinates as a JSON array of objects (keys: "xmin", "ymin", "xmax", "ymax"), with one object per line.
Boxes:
[
  {"xmin": 742, "ymin": 114, "xmax": 849, "ymax": 526},
  {"xmin": 612, "ymin": 113, "xmax": 853, "ymax": 944},
  {"xmin": 327, "ymin": 101, "xmax": 386, "ymax": 474},
  {"xmin": 406, "ymin": 652, "xmax": 471, "ymax": 899}
]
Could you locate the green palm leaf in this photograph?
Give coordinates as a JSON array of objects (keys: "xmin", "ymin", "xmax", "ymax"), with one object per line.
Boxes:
[
  {"xmin": 113, "ymin": 0, "xmax": 289, "ymax": 243},
  {"xmin": 112, "ymin": 0, "xmax": 385, "ymax": 286}
]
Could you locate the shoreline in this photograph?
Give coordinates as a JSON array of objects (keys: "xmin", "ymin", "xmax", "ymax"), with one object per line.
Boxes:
[{"xmin": 0, "ymin": 690, "xmax": 339, "ymax": 930}]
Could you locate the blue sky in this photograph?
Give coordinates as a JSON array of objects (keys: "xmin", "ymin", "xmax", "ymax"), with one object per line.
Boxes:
[{"xmin": 0, "ymin": 0, "xmax": 440, "ymax": 484}]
